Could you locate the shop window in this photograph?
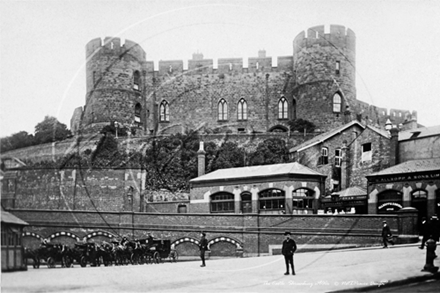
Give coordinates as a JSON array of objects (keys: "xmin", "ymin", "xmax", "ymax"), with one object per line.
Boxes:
[
  {"xmin": 377, "ymin": 190, "xmax": 403, "ymax": 213},
  {"xmin": 319, "ymin": 147, "xmax": 329, "ymax": 165},
  {"xmin": 211, "ymin": 192, "xmax": 234, "ymax": 213},
  {"xmin": 133, "ymin": 70, "xmax": 141, "ymax": 90},
  {"xmin": 333, "ymin": 93, "xmax": 342, "ymax": 113},
  {"xmin": 278, "ymin": 97, "xmax": 288, "ymax": 119},
  {"xmin": 335, "ymin": 148, "xmax": 342, "ymax": 167},
  {"xmin": 134, "ymin": 103, "xmax": 142, "ymax": 124},
  {"xmin": 218, "ymin": 99, "xmax": 228, "ymax": 121},
  {"xmin": 292, "ymin": 188, "xmax": 314, "ymax": 211},
  {"xmin": 259, "ymin": 189, "xmax": 285, "ymax": 212},
  {"xmin": 361, "ymin": 143, "xmax": 372, "ymax": 162},
  {"xmin": 159, "ymin": 100, "xmax": 169, "ymax": 122},
  {"xmin": 237, "ymin": 98, "xmax": 247, "ymax": 121}
]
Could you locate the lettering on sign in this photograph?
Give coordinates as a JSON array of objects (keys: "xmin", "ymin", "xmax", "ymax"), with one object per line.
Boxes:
[{"xmin": 369, "ymin": 173, "xmax": 440, "ymax": 183}]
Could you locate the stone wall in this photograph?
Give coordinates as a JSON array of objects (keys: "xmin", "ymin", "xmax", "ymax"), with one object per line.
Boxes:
[{"xmin": 12, "ymin": 209, "xmax": 418, "ymax": 256}]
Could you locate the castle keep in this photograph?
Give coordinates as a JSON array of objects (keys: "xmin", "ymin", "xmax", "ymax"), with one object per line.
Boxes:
[{"xmin": 70, "ymin": 25, "xmax": 416, "ymax": 136}]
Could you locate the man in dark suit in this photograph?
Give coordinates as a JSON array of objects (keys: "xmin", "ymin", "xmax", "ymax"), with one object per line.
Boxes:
[
  {"xmin": 199, "ymin": 232, "xmax": 208, "ymax": 267},
  {"xmin": 281, "ymin": 231, "xmax": 297, "ymax": 275},
  {"xmin": 382, "ymin": 221, "xmax": 393, "ymax": 248}
]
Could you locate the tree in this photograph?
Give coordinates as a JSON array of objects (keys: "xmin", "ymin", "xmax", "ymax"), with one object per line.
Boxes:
[
  {"xmin": 0, "ymin": 131, "xmax": 35, "ymax": 152},
  {"xmin": 248, "ymin": 138, "xmax": 289, "ymax": 166},
  {"xmin": 34, "ymin": 116, "xmax": 71, "ymax": 144},
  {"xmin": 288, "ymin": 118, "xmax": 316, "ymax": 133}
]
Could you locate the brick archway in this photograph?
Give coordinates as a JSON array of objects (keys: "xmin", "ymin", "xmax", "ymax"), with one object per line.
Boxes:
[
  {"xmin": 207, "ymin": 236, "xmax": 243, "ymax": 250},
  {"xmin": 49, "ymin": 231, "xmax": 81, "ymax": 242},
  {"xmin": 171, "ymin": 237, "xmax": 200, "ymax": 249},
  {"xmin": 83, "ymin": 231, "xmax": 117, "ymax": 242}
]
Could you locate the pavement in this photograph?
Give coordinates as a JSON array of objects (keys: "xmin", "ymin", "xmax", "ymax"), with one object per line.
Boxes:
[{"xmin": 2, "ymin": 243, "xmax": 440, "ymax": 293}]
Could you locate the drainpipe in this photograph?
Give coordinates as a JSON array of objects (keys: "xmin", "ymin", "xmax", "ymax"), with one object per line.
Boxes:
[{"xmin": 265, "ymin": 73, "xmax": 269, "ymax": 130}]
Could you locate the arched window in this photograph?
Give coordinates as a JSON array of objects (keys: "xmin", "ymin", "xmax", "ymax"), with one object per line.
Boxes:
[
  {"xmin": 218, "ymin": 99, "xmax": 228, "ymax": 121},
  {"xmin": 211, "ymin": 192, "xmax": 234, "ymax": 213},
  {"xmin": 333, "ymin": 93, "xmax": 342, "ymax": 113},
  {"xmin": 133, "ymin": 71, "xmax": 141, "ymax": 91},
  {"xmin": 278, "ymin": 97, "xmax": 288, "ymax": 119},
  {"xmin": 259, "ymin": 189, "xmax": 285, "ymax": 213},
  {"xmin": 134, "ymin": 103, "xmax": 142, "ymax": 124},
  {"xmin": 159, "ymin": 100, "xmax": 169, "ymax": 122},
  {"xmin": 237, "ymin": 98, "xmax": 247, "ymax": 121},
  {"xmin": 292, "ymin": 188, "xmax": 314, "ymax": 213}
]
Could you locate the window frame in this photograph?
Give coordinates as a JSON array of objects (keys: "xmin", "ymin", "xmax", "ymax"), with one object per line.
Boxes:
[
  {"xmin": 361, "ymin": 142, "xmax": 372, "ymax": 162},
  {"xmin": 237, "ymin": 98, "xmax": 248, "ymax": 121},
  {"xmin": 133, "ymin": 70, "xmax": 141, "ymax": 91},
  {"xmin": 218, "ymin": 99, "xmax": 228, "ymax": 121},
  {"xmin": 333, "ymin": 93, "xmax": 342, "ymax": 113},
  {"xmin": 210, "ymin": 192, "xmax": 235, "ymax": 213},
  {"xmin": 159, "ymin": 100, "xmax": 170, "ymax": 122},
  {"xmin": 319, "ymin": 147, "xmax": 329, "ymax": 165},
  {"xmin": 134, "ymin": 103, "xmax": 142, "ymax": 124},
  {"xmin": 292, "ymin": 188, "xmax": 315, "ymax": 211},
  {"xmin": 259, "ymin": 189, "xmax": 285, "ymax": 212},
  {"xmin": 335, "ymin": 148, "xmax": 342, "ymax": 167},
  {"xmin": 278, "ymin": 96, "xmax": 288, "ymax": 120}
]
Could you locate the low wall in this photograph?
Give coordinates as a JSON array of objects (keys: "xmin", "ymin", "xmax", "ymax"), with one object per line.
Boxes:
[{"xmin": 10, "ymin": 209, "xmax": 418, "ymax": 257}]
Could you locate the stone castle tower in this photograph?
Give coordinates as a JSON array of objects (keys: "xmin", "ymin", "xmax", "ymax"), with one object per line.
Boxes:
[{"xmin": 71, "ymin": 25, "xmax": 415, "ymax": 136}]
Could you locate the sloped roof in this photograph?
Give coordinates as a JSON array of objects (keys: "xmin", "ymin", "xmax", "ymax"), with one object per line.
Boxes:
[
  {"xmin": 190, "ymin": 162, "xmax": 326, "ymax": 183},
  {"xmin": 289, "ymin": 121, "xmax": 364, "ymax": 153},
  {"xmin": 367, "ymin": 158, "xmax": 440, "ymax": 177},
  {"xmin": 331, "ymin": 186, "xmax": 367, "ymax": 197},
  {"xmin": 1, "ymin": 207, "xmax": 28, "ymax": 226},
  {"xmin": 289, "ymin": 121, "xmax": 390, "ymax": 154},
  {"xmin": 399, "ymin": 125, "xmax": 440, "ymax": 141}
]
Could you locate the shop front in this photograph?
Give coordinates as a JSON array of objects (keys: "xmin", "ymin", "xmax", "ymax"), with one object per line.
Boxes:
[
  {"xmin": 320, "ymin": 187, "xmax": 368, "ymax": 214},
  {"xmin": 366, "ymin": 158, "xmax": 440, "ymax": 226}
]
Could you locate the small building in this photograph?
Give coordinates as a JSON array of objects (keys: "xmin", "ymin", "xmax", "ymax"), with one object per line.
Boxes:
[
  {"xmin": 189, "ymin": 162, "xmax": 326, "ymax": 214},
  {"xmin": 1, "ymin": 207, "xmax": 28, "ymax": 272},
  {"xmin": 320, "ymin": 186, "xmax": 368, "ymax": 214},
  {"xmin": 366, "ymin": 158, "xmax": 440, "ymax": 221},
  {"xmin": 289, "ymin": 121, "xmax": 392, "ymax": 213}
]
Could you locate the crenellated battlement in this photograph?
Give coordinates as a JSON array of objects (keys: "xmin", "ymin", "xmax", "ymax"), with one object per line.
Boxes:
[
  {"xmin": 293, "ymin": 24, "xmax": 355, "ymax": 52},
  {"xmin": 86, "ymin": 37, "xmax": 146, "ymax": 61},
  {"xmin": 355, "ymin": 100, "xmax": 417, "ymax": 128},
  {"xmin": 155, "ymin": 54, "xmax": 293, "ymax": 76}
]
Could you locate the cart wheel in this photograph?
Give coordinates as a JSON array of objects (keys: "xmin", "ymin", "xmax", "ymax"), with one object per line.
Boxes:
[
  {"xmin": 80, "ymin": 256, "xmax": 87, "ymax": 267},
  {"xmin": 169, "ymin": 250, "xmax": 178, "ymax": 263},
  {"xmin": 153, "ymin": 252, "xmax": 161, "ymax": 264},
  {"xmin": 47, "ymin": 257, "xmax": 55, "ymax": 268}
]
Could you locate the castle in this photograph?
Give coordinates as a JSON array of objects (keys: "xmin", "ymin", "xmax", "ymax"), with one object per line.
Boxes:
[{"xmin": 70, "ymin": 24, "xmax": 416, "ymax": 137}]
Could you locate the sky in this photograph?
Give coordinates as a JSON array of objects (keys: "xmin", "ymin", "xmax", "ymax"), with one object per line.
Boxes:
[{"xmin": 1, "ymin": 0, "xmax": 439, "ymax": 138}]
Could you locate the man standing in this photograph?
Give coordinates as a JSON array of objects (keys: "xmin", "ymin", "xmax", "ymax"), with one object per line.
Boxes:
[
  {"xmin": 281, "ymin": 231, "xmax": 297, "ymax": 275},
  {"xmin": 381, "ymin": 221, "xmax": 393, "ymax": 248},
  {"xmin": 199, "ymin": 232, "xmax": 208, "ymax": 267}
]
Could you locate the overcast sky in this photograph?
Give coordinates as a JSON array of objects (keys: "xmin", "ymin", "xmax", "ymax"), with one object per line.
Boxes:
[{"xmin": 1, "ymin": 0, "xmax": 439, "ymax": 138}]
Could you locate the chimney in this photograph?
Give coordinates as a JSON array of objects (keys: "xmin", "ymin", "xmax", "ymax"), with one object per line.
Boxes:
[
  {"xmin": 197, "ymin": 141, "xmax": 206, "ymax": 177},
  {"xmin": 389, "ymin": 127, "xmax": 399, "ymax": 166}
]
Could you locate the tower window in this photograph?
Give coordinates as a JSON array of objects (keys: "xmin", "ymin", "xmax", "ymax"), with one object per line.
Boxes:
[
  {"xmin": 218, "ymin": 99, "xmax": 228, "ymax": 121},
  {"xmin": 159, "ymin": 100, "xmax": 169, "ymax": 122},
  {"xmin": 278, "ymin": 97, "xmax": 288, "ymax": 119},
  {"xmin": 134, "ymin": 103, "xmax": 142, "ymax": 124},
  {"xmin": 237, "ymin": 98, "xmax": 247, "ymax": 121},
  {"xmin": 336, "ymin": 61, "xmax": 340, "ymax": 74},
  {"xmin": 256, "ymin": 62, "xmax": 259, "ymax": 70},
  {"xmin": 133, "ymin": 71, "xmax": 141, "ymax": 91},
  {"xmin": 333, "ymin": 93, "xmax": 342, "ymax": 113}
]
